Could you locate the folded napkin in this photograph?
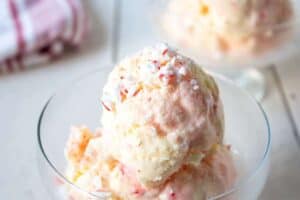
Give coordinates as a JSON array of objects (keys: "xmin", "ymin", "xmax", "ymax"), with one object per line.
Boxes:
[{"xmin": 0, "ymin": 0, "xmax": 88, "ymax": 74}]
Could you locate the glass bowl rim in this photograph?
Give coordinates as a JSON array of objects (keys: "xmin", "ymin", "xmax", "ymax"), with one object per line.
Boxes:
[{"xmin": 37, "ymin": 67, "xmax": 272, "ymax": 199}]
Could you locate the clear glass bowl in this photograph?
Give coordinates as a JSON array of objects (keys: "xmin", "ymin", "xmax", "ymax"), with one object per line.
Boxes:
[
  {"xmin": 150, "ymin": 0, "xmax": 300, "ymax": 100},
  {"xmin": 37, "ymin": 67, "xmax": 271, "ymax": 200}
]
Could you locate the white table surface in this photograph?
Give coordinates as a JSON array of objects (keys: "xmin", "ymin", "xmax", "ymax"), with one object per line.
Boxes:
[{"xmin": 0, "ymin": 0, "xmax": 300, "ymax": 199}]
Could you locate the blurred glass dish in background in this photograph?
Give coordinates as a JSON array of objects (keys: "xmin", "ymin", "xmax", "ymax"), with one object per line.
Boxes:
[
  {"xmin": 37, "ymin": 68, "xmax": 271, "ymax": 200},
  {"xmin": 151, "ymin": 0, "xmax": 300, "ymax": 100}
]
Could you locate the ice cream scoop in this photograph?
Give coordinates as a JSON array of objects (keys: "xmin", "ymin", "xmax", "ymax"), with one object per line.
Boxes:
[
  {"xmin": 100, "ymin": 43, "xmax": 224, "ymax": 188},
  {"xmin": 64, "ymin": 44, "xmax": 236, "ymax": 200},
  {"xmin": 65, "ymin": 128, "xmax": 236, "ymax": 200},
  {"xmin": 162, "ymin": 0, "xmax": 293, "ymax": 58}
]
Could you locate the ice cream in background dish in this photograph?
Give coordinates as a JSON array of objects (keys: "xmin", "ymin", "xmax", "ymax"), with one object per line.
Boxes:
[
  {"xmin": 64, "ymin": 44, "xmax": 236, "ymax": 200},
  {"xmin": 162, "ymin": 0, "xmax": 293, "ymax": 60}
]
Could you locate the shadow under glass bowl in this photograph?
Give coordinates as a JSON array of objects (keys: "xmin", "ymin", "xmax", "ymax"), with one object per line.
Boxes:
[
  {"xmin": 37, "ymin": 67, "xmax": 271, "ymax": 200},
  {"xmin": 150, "ymin": 0, "xmax": 300, "ymax": 101}
]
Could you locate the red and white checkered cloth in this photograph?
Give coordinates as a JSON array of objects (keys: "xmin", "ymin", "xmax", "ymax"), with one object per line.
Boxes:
[{"xmin": 0, "ymin": 0, "xmax": 88, "ymax": 74}]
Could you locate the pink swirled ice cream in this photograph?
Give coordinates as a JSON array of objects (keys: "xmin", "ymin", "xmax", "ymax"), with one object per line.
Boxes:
[
  {"xmin": 162, "ymin": 0, "xmax": 293, "ymax": 59},
  {"xmin": 64, "ymin": 44, "xmax": 236, "ymax": 200}
]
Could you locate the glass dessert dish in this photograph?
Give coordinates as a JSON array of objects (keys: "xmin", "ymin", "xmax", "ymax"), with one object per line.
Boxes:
[
  {"xmin": 150, "ymin": 0, "xmax": 300, "ymax": 100},
  {"xmin": 37, "ymin": 67, "xmax": 271, "ymax": 200}
]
